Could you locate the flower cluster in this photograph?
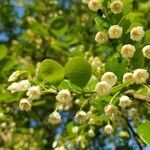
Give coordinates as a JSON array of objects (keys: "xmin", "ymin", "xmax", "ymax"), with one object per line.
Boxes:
[
  {"xmin": 122, "ymin": 69, "xmax": 149, "ymax": 84},
  {"xmin": 7, "ymin": 72, "xmax": 41, "ymax": 111},
  {"xmin": 95, "ymin": 72, "xmax": 117, "ymax": 96},
  {"xmin": 119, "ymin": 95, "xmax": 132, "ymax": 109},
  {"xmin": 87, "ymin": 55, "xmax": 102, "ymax": 72}
]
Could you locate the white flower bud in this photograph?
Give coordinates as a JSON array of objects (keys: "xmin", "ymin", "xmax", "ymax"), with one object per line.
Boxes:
[
  {"xmin": 82, "ymin": 0, "xmax": 90, "ymax": 4},
  {"xmin": 26, "ymin": 16, "xmax": 35, "ymax": 24},
  {"xmin": 48, "ymin": 111, "xmax": 62, "ymax": 125},
  {"xmin": 67, "ymin": 143, "xmax": 74, "ymax": 150},
  {"xmin": 104, "ymin": 124, "xmax": 113, "ymax": 134},
  {"xmin": 119, "ymin": 95, "xmax": 132, "ymax": 108},
  {"xmin": 0, "ymin": 112, "xmax": 4, "ymax": 118},
  {"xmin": 27, "ymin": 29, "xmax": 34, "ymax": 36},
  {"xmin": 52, "ymin": 140, "xmax": 58, "ymax": 148},
  {"xmin": 64, "ymin": 102, "xmax": 72, "ymax": 111},
  {"xmin": 88, "ymin": 0, "xmax": 100, "ymax": 11},
  {"xmin": 75, "ymin": 99, "xmax": 81, "ymax": 105},
  {"xmin": 104, "ymin": 104, "xmax": 118, "ymax": 118},
  {"xmin": 56, "ymin": 103, "xmax": 64, "ymax": 111},
  {"xmin": 110, "ymin": 0, "xmax": 123, "ymax": 14},
  {"xmin": 142, "ymin": 45, "xmax": 150, "ymax": 59},
  {"xmin": 128, "ymin": 108, "xmax": 138, "ymax": 117},
  {"xmin": 7, "ymin": 82, "xmax": 21, "ymax": 93},
  {"xmin": 8, "ymin": 71, "xmax": 21, "ymax": 82},
  {"xmin": 87, "ymin": 111, "xmax": 93, "ymax": 119},
  {"xmin": 88, "ymin": 118, "xmax": 95, "ymax": 125},
  {"xmin": 101, "ymin": 72, "xmax": 117, "ymax": 86},
  {"xmin": 76, "ymin": 135, "xmax": 84, "ymax": 143},
  {"xmin": 95, "ymin": 32, "xmax": 108, "ymax": 44},
  {"xmin": 118, "ymin": 131, "xmax": 130, "ymax": 138},
  {"xmin": 133, "ymin": 69, "xmax": 149, "ymax": 84},
  {"xmin": 75, "ymin": 111, "xmax": 87, "ymax": 124},
  {"xmin": 56, "ymin": 89, "xmax": 72, "ymax": 105},
  {"xmin": 108, "ymin": 25, "xmax": 123, "ymax": 39},
  {"xmin": 19, "ymin": 98, "xmax": 31, "ymax": 111},
  {"xmin": 72, "ymin": 126, "xmax": 79, "ymax": 134},
  {"xmin": 84, "ymin": 52, "xmax": 92, "ymax": 60},
  {"xmin": 88, "ymin": 129, "xmax": 95, "ymax": 137},
  {"xmin": 1, "ymin": 122, "xmax": 7, "ymax": 129},
  {"xmin": 130, "ymin": 26, "xmax": 145, "ymax": 41},
  {"xmin": 19, "ymin": 80, "xmax": 31, "ymax": 91},
  {"xmin": 10, "ymin": 122, "xmax": 16, "ymax": 128},
  {"xmin": 123, "ymin": 72, "xmax": 134, "ymax": 84},
  {"xmin": 35, "ymin": 38, "xmax": 42, "ymax": 45},
  {"xmin": 95, "ymin": 81, "xmax": 112, "ymax": 96},
  {"xmin": 121, "ymin": 44, "xmax": 136, "ymax": 58},
  {"xmin": 26, "ymin": 86, "xmax": 41, "ymax": 100},
  {"xmin": 55, "ymin": 146, "xmax": 66, "ymax": 150},
  {"xmin": 89, "ymin": 56, "xmax": 94, "ymax": 62},
  {"xmin": 91, "ymin": 57, "xmax": 102, "ymax": 69}
]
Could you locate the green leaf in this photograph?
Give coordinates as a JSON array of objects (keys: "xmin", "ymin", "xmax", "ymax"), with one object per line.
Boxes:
[
  {"xmin": 111, "ymin": 83, "xmax": 127, "ymax": 93},
  {"xmin": 105, "ymin": 56, "xmax": 126, "ymax": 80},
  {"xmin": 31, "ymin": 21, "xmax": 49, "ymax": 36},
  {"xmin": 122, "ymin": 0, "xmax": 133, "ymax": 15},
  {"xmin": 0, "ymin": 92, "xmax": 20, "ymax": 103},
  {"xmin": 32, "ymin": 100, "xmax": 46, "ymax": 106},
  {"xmin": 66, "ymin": 121, "xmax": 74, "ymax": 135},
  {"xmin": 58, "ymin": 80, "xmax": 82, "ymax": 92},
  {"xmin": 65, "ymin": 57, "xmax": 92, "ymax": 88},
  {"xmin": 51, "ymin": 17, "xmax": 68, "ymax": 37},
  {"xmin": 64, "ymin": 28, "xmax": 79, "ymax": 45},
  {"xmin": 131, "ymin": 49, "xmax": 144, "ymax": 69},
  {"xmin": 144, "ymin": 30, "xmax": 150, "ymax": 45},
  {"xmin": 0, "ymin": 45, "xmax": 8, "ymax": 60},
  {"xmin": 119, "ymin": 16, "xmax": 131, "ymax": 33},
  {"xmin": 137, "ymin": 121, "xmax": 150, "ymax": 145},
  {"xmin": 84, "ymin": 76, "xmax": 98, "ymax": 92},
  {"xmin": 69, "ymin": 45, "xmax": 84, "ymax": 57},
  {"xmin": 94, "ymin": 15, "xmax": 109, "ymax": 31},
  {"xmin": 101, "ymin": 0, "xmax": 110, "ymax": 8},
  {"xmin": 126, "ymin": 12, "xmax": 145, "ymax": 32},
  {"xmin": 93, "ymin": 96, "xmax": 112, "ymax": 112},
  {"xmin": 0, "ymin": 57, "xmax": 17, "ymax": 79},
  {"xmin": 38, "ymin": 59, "xmax": 64, "ymax": 84}
]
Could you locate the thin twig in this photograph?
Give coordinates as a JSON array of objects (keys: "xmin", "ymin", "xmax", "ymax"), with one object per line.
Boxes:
[
  {"xmin": 122, "ymin": 116, "xmax": 143, "ymax": 150},
  {"xmin": 124, "ymin": 90, "xmax": 150, "ymax": 105}
]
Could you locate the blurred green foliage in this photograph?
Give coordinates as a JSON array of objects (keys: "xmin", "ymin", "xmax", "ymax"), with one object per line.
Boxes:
[{"xmin": 0, "ymin": 0, "xmax": 150, "ymax": 149}]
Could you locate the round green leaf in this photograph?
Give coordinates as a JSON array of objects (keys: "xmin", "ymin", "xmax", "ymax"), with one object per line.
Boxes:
[
  {"xmin": 137, "ymin": 121, "xmax": 150, "ymax": 145},
  {"xmin": 105, "ymin": 56, "xmax": 127, "ymax": 80},
  {"xmin": 0, "ymin": 45, "xmax": 8, "ymax": 60},
  {"xmin": 51, "ymin": 17, "xmax": 68, "ymax": 36},
  {"xmin": 65, "ymin": 57, "xmax": 92, "ymax": 87},
  {"xmin": 38, "ymin": 59, "xmax": 64, "ymax": 84}
]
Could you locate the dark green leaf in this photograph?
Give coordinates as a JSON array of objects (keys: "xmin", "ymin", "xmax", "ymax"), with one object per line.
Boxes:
[
  {"xmin": 51, "ymin": 17, "xmax": 68, "ymax": 37},
  {"xmin": 105, "ymin": 56, "xmax": 127, "ymax": 80},
  {"xmin": 38, "ymin": 59, "xmax": 64, "ymax": 84},
  {"xmin": 65, "ymin": 57, "xmax": 92, "ymax": 87}
]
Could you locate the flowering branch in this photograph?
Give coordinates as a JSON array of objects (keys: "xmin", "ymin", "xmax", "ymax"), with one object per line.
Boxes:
[{"xmin": 124, "ymin": 90, "xmax": 150, "ymax": 105}]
